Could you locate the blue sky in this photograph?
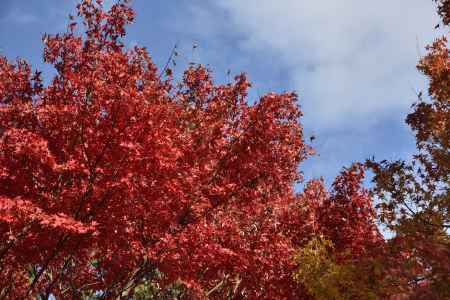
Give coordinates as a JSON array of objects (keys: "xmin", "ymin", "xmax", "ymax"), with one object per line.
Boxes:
[{"xmin": 0, "ymin": 0, "xmax": 444, "ymax": 186}]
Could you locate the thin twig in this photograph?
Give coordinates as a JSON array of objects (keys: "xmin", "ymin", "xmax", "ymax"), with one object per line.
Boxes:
[{"xmin": 159, "ymin": 42, "xmax": 178, "ymax": 78}]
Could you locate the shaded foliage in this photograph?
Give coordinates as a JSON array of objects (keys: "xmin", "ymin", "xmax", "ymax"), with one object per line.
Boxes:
[{"xmin": 367, "ymin": 1, "xmax": 450, "ymax": 298}]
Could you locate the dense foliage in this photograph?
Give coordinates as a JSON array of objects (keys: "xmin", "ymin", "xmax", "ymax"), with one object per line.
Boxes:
[{"xmin": 0, "ymin": 0, "xmax": 448, "ymax": 299}]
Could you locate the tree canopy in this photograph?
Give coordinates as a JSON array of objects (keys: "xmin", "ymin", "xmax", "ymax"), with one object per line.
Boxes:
[{"xmin": 0, "ymin": 0, "xmax": 448, "ymax": 299}]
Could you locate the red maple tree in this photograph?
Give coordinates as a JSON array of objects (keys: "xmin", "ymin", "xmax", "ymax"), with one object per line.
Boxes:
[{"xmin": 0, "ymin": 1, "xmax": 383, "ymax": 299}]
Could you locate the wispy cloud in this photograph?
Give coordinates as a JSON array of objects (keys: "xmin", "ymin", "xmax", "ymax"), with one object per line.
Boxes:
[
  {"xmin": 187, "ymin": 0, "xmax": 443, "ymax": 129},
  {"xmin": 169, "ymin": 0, "xmax": 445, "ymax": 182}
]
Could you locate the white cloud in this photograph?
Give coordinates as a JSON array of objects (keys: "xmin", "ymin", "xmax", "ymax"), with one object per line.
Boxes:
[{"xmin": 196, "ymin": 0, "xmax": 443, "ymax": 128}]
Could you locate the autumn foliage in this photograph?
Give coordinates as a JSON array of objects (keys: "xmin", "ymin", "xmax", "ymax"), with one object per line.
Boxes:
[
  {"xmin": 0, "ymin": 0, "xmax": 448, "ymax": 299},
  {"xmin": 367, "ymin": 4, "xmax": 450, "ymax": 297},
  {"xmin": 436, "ymin": 0, "xmax": 450, "ymax": 25}
]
